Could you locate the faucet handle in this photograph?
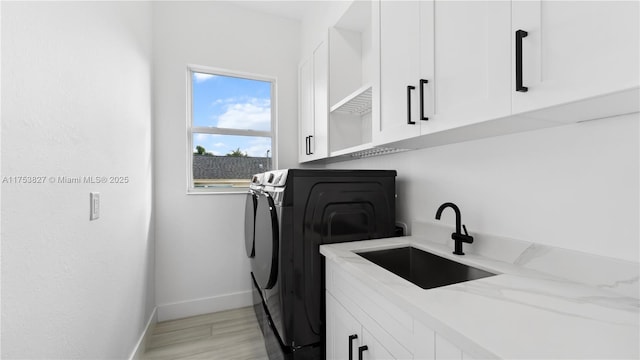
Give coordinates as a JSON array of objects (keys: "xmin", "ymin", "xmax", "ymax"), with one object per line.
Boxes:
[
  {"xmin": 454, "ymin": 225, "xmax": 473, "ymax": 244},
  {"xmin": 456, "ymin": 224, "xmax": 474, "ymax": 245}
]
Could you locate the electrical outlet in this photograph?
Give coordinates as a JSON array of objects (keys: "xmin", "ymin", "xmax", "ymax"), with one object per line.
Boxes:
[{"xmin": 90, "ymin": 192, "xmax": 100, "ymax": 220}]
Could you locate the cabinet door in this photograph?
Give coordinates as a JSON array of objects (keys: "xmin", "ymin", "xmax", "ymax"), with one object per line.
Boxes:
[
  {"xmin": 298, "ymin": 40, "xmax": 329, "ymax": 162},
  {"xmin": 298, "ymin": 56, "xmax": 313, "ymax": 162},
  {"xmin": 376, "ymin": 0, "xmax": 424, "ymax": 145},
  {"xmin": 326, "ymin": 293, "xmax": 362, "ymax": 360},
  {"xmin": 311, "ymin": 40, "xmax": 329, "ymax": 159},
  {"xmin": 361, "ymin": 328, "xmax": 395, "ymax": 360},
  {"xmin": 427, "ymin": 0, "xmax": 511, "ymax": 133},
  {"xmin": 434, "ymin": 334, "xmax": 463, "ymax": 360},
  {"xmin": 412, "ymin": 321, "xmax": 435, "ymax": 360},
  {"xmin": 512, "ymin": 1, "xmax": 640, "ymax": 114}
]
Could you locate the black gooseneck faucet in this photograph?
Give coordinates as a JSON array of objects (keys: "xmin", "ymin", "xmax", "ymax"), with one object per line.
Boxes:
[{"xmin": 435, "ymin": 202, "xmax": 474, "ymax": 255}]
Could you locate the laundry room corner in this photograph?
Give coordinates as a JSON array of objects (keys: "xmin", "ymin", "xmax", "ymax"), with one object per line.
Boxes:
[{"xmin": 151, "ymin": 1, "xmax": 301, "ymax": 321}]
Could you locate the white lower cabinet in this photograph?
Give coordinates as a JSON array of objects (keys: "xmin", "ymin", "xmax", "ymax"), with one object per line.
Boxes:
[
  {"xmin": 412, "ymin": 321, "xmax": 436, "ymax": 360},
  {"xmin": 434, "ymin": 334, "xmax": 462, "ymax": 360},
  {"xmin": 326, "ymin": 292, "xmax": 359, "ymax": 360},
  {"xmin": 326, "ymin": 260, "xmax": 473, "ymax": 360},
  {"xmin": 326, "ymin": 293, "xmax": 398, "ymax": 360},
  {"xmin": 362, "ymin": 328, "xmax": 396, "ymax": 360}
]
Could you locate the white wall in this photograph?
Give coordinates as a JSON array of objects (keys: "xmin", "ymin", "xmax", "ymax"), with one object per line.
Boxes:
[
  {"xmin": 299, "ymin": 1, "xmax": 352, "ymax": 59},
  {"xmin": 153, "ymin": 1, "xmax": 300, "ymax": 321},
  {"xmin": 328, "ymin": 113, "xmax": 639, "ymax": 262},
  {"xmin": 0, "ymin": 1, "xmax": 3, "ymax": 355},
  {"xmin": 1, "ymin": 2, "xmax": 155, "ymax": 358}
]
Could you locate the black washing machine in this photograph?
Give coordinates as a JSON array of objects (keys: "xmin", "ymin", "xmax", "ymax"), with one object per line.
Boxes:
[
  {"xmin": 244, "ymin": 173, "xmax": 270, "ymax": 340},
  {"xmin": 246, "ymin": 169, "xmax": 397, "ymax": 360}
]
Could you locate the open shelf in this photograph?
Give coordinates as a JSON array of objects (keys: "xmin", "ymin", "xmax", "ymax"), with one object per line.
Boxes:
[
  {"xmin": 330, "ymin": 84, "xmax": 372, "ymax": 115},
  {"xmin": 326, "ymin": 0, "xmax": 375, "ymax": 157}
]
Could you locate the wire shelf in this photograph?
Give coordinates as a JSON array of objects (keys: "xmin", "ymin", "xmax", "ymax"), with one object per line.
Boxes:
[{"xmin": 330, "ymin": 84, "xmax": 372, "ymax": 115}]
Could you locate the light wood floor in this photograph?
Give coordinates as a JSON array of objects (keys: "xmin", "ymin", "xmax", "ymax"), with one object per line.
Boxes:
[{"xmin": 142, "ymin": 306, "xmax": 269, "ymax": 360}]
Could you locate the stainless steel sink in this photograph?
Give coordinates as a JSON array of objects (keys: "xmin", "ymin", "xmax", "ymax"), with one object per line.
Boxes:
[{"xmin": 357, "ymin": 246, "xmax": 496, "ymax": 289}]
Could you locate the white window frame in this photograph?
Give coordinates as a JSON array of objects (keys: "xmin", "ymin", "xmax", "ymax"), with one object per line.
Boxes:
[{"xmin": 186, "ymin": 64, "xmax": 277, "ymax": 194}]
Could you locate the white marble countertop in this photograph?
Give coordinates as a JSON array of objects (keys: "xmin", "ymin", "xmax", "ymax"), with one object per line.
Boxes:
[{"xmin": 320, "ymin": 222, "xmax": 639, "ymax": 359}]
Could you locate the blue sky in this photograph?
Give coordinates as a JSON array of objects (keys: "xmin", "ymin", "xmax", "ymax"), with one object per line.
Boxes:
[{"xmin": 192, "ymin": 72, "xmax": 272, "ymax": 157}]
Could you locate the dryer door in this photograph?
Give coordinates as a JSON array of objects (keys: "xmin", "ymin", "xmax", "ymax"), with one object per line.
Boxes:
[
  {"xmin": 244, "ymin": 190, "xmax": 258, "ymax": 258},
  {"xmin": 254, "ymin": 192, "xmax": 279, "ymax": 290}
]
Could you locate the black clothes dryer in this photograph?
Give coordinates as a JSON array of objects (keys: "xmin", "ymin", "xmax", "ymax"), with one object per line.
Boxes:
[{"xmin": 247, "ymin": 169, "xmax": 397, "ymax": 360}]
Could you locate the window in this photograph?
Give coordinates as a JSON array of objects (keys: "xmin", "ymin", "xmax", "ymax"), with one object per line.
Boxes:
[{"xmin": 187, "ymin": 66, "xmax": 275, "ymax": 193}]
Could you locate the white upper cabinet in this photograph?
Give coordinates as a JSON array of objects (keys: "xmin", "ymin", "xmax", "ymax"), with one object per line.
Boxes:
[
  {"xmin": 298, "ymin": 40, "xmax": 329, "ymax": 163},
  {"xmin": 376, "ymin": 0, "xmax": 512, "ymax": 144},
  {"xmin": 313, "ymin": 40, "xmax": 329, "ymax": 158},
  {"xmin": 298, "ymin": 56, "xmax": 313, "ymax": 161},
  {"xmin": 376, "ymin": 0, "xmax": 426, "ymax": 144},
  {"xmin": 512, "ymin": 1, "xmax": 640, "ymax": 115},
  {"xmin": 298, "ymin": 0, "xmax": 639, "ymax": 162},
  {"xmin": 427, "ymin": 1, "xmax": 511, "ymax": 132}
]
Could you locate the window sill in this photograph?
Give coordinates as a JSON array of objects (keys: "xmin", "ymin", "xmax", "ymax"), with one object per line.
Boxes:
[{"xmin": 187, "ymin": 188, "xmax": 248, "ymax": 195}]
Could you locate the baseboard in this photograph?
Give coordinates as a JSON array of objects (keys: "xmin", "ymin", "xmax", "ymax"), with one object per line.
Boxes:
[
  {"xmin": 129, "ymin": 306, "xmax": 157, "ymax": 360},
  {"xmin": 157, "ymin": 290, "xmax": 253, "ymax": 322}
]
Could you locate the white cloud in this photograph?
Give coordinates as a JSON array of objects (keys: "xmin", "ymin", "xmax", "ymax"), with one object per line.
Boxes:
[
  {"xmin": 194, "ymin": 133, "xmax": 209, "ymax": 142},
  {"xmin": 244, "ymin": 137, "xmax": 272, "ymax": 157},
  {"xmin": 193, "ymin": 73, "xmax": 216, "ymax": 83},
  {"xmin": 217, "ymin": 98, "xmax": 271, "ymax": 131},
  {"xmin": 213, "ymin": 98, "xmax": 237, "ymax": 106}
]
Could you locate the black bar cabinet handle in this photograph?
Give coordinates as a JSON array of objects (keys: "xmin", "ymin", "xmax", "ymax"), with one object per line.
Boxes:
[
  {"xmin": 358, "ymin": 345, "xmax": 369, "ymax": 360},
  {"xmin": 306, "ymin": 136, "xmax": 311, "ymax": 155},
  {"xmin": 308, "ymin": 135, "xmax": 313, "ymax": 155},
  {"xmin": 515, "ymin": 29, "xmax": 528, "ymax": 92},
  {"xmin": 419, "ymin": 79, "xmax": 429, "ymax": 121},
  {"xmin": 348, "ymin": 334, "xmax": 358, "ymax": 360},
  {"xmin": 407, "ymin": 85, "xmax": 416, "ymax": 124}
]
